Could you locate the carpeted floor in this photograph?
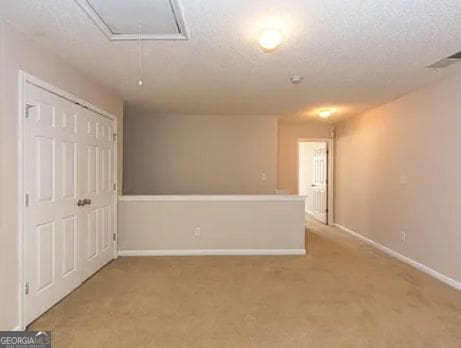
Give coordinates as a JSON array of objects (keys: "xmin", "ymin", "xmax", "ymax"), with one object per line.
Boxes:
[{"xmin": 30, "ymin": 219, "xmax": 461, "ymax": 347}]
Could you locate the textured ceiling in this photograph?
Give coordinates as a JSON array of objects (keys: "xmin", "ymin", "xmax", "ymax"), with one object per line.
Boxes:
[{"xmin": 1, "ymin": 0, "xmax": 461, "ymax": 123}]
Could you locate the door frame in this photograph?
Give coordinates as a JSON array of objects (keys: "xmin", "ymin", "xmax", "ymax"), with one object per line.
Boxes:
[
  {"xmin": 296, "ymin": 138, "xmax": 334, "ymax": 225},
  {"xmin": 17, "ymin": 71, "xmax": 119, "ymax": 329}
]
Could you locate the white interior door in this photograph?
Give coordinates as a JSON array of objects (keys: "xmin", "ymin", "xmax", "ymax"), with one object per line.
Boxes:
[
  {"xmin": 298, "ymin": 142, "xmax": 317, "ymax": 215},
  {"xmin": 24, "ymin": 84, "xmax": 83, "ymax": 324},
  {"xmin": 312, "ymin": 145, "xmax": 328, "ymax": 224},
  {"xmin": 81, "ymin": 109, "xmax": 116, "ymax": 280},
  {"xmin": 24, "ymin": 82, "xmax": 116, "ymax": 325}
]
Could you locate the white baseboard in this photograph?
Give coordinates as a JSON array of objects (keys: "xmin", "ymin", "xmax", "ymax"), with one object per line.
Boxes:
[
  {"xmin": 118, "ymin": 249, "xmax": 306, "ymax": 256},
  {"xmin": 335, "ymin": 224, "xmax": 461, "ymax": 291}
]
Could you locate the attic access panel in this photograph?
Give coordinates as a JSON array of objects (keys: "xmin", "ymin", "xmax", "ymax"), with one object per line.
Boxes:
[{"xmin": 75, "ymin": 0, "xmax": 188, "ymax": 41}]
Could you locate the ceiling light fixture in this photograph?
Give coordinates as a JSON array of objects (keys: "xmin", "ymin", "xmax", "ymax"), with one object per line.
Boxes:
[
  {"xmin": 290, "ymin": 75, "xmax": 303, "ymax": 84},
  {"xmin": 258, "ymin": 28, "xmax": 282, "ymax": 52},
  {"xmin": 319, "ymin": 109, "xmax": 333, "ymax": 118}
]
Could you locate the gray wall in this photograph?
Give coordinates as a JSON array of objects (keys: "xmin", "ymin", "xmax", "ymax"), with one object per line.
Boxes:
[
  {"xmin": 335, "ymin": 72, "xmax": 461, "ymax": 283},
  {"xmin": 123, "ymin": 110, "xmax": 278, "ymax": 194},
  {"xmin": 118, "ymin": 197, "xmax": 306, "ymax": 253}
]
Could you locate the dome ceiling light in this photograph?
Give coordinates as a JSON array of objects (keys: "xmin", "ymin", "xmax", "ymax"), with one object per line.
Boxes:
[{"xmin": 258, "ymin": 28, "xmax": 282, "ymax": 52}]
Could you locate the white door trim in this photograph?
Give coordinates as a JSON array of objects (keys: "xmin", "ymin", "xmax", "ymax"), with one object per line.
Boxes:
[
  {"xmin": 296, "ymin": 138, "xmax": 334, "ymax": 225},
  {"xmin": 17, "ymin": 71, "xmax": 118, "ymax": 330}
]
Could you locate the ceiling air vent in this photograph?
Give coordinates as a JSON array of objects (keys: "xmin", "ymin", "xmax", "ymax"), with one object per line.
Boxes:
[
  {"xmin": 427, "ymin": 51, "xmax": 461, "ymax": 69},
  {"xmin": 74, "ymin": 0, "xmax": 188, "ymax": 41}
]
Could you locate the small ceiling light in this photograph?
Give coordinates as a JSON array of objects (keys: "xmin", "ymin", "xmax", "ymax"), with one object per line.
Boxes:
[
  {"xmin": 258, "ymin": 28, "xmax": 282, "ymax": 52},
  {"xmin": 138, "ymin": 79, "xmax": 143, "ymax": 86},
  {"xmin": 319, "ymin": 109, "xmax": 333, "ymax": 118},
  {"xmin": 290, "ymin": 75, "xmax": 303, "ymax": 84}
]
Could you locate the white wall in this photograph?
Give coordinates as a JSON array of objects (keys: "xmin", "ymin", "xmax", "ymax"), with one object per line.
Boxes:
[
  {"xmin": 123, "ymin": 110, "xmax": 278, "ymax": 194},
  {"xmin": 118, "ymin": 196, "xmax": 306, "ymax": 254},
  {"xmin": 0, "ymin": 21, "xmax": 124, "ymax": 330},
  {"xmin": 335, "ymin": 72, "xmax": 461, "ymax": 284}
]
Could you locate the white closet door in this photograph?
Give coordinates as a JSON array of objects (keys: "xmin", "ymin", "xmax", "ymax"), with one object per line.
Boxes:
[
  {"xmin": 24, "ymin": 82, "xmax": 116, "ymax": 325},
  {"xmin": 81, "ymin": 108, "xmax": 115, "ymax": 280},
  {"xmin": 24, "ymin": 83, "xmax": 83, "ymax": 324}
]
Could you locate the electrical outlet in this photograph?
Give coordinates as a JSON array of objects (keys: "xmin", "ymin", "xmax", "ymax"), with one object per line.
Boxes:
[
  {"xmin": 400, "ymin": 231, "xmax": 406, "ymax": 241},
  {"xmin": 194, "ymin": 226, "xmax": 201, "ymax": 237},
  {"xmin": 261, "ymin": 172, "xmax": 267, "ymax": 181}
]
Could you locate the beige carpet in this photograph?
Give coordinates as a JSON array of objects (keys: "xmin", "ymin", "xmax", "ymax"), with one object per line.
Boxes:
[{"xmin": 30, "ymin": 219, "xmax": 461, "ymax": 347}]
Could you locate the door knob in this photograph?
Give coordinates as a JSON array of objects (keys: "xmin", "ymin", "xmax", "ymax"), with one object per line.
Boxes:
[
  {"xmin": 83, "ymin": 198, "xmax": 92, "ymax": 205},
  {"xmin": 77, "ymin": 199, "xmax": 85, "ymax": 207},
  {"xmin": 311, "ymin": 184, "xmax": 317, "ymax": 187}
]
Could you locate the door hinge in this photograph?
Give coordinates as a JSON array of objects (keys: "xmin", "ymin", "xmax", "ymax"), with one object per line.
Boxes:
[
  {"xmin": 25, "ymin": 193, "xmax": 30, "ymax": 207},
  {"xmin": 113, "ymin": 133, "xmax": 117, "ymax": 142},
  {"xmin": 325, "ymin": 208, "xmax": 329, "ymax": 213},
  {"xmin": 113, "ymin": 183, "xmax": 117, "ymax": 191},
  {"xmin": 25, "ymin": 104, "xmax": 35, "ymax": 118},
  {"xmin": 24, "ymin": 281, "xmax": 30, "ymax": 295},
  {"xmin": 112, "ymin": 233, "xmax": 116, "ymax": 241}
]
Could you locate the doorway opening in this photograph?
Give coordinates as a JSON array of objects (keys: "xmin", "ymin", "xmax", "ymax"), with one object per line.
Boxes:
[{"xmin": 297, "ymin": 139, "xmax": 334, "ymax": 225}]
